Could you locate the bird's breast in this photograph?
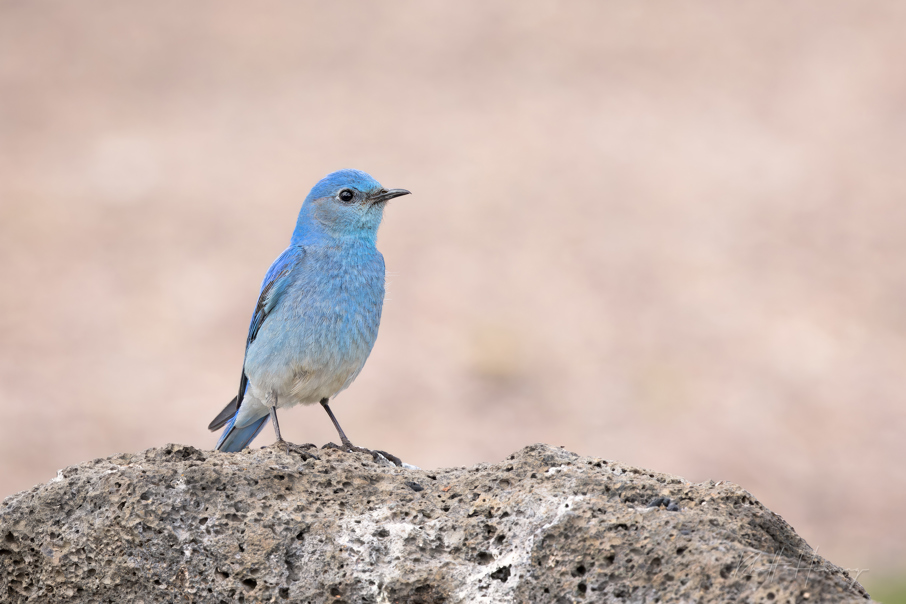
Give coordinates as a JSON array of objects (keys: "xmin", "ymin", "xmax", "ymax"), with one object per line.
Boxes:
[
  {"xmin": 288, "ymin": 245, "xmax": 385, "ymax": 354},
  {"xmin": 244, "ymin": 243, "xmax": 385, "ymax": 402}
]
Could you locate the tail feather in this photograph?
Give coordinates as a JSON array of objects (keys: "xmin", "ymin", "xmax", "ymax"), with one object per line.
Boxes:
[
  {"xmin": 208, "ymin": 396, "xmax": 240, "ymax": 431},
  {"xmin": 216, "ymin": 414, "xmax": 270, "ymax": 452}
]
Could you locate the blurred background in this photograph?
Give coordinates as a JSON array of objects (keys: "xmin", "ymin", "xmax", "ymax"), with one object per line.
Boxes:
[{"xmin": 1, "ymin": 0, "xmax": 905, "ymax": 598}]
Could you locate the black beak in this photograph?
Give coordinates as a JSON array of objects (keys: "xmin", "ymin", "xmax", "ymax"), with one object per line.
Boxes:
[{"xmin": 370, "ymin": 188, "xmax": 411, "ymax": 204}]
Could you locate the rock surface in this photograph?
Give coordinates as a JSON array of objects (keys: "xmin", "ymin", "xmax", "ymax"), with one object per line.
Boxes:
[{"xmin": 0, "ymin": 443, "xmax": 871, "ymax": 603}]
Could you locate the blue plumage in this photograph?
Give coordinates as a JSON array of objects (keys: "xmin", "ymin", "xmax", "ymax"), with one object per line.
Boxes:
[
  {"xmin": 209, "ymin": 169, "xmax": 410, "ymax": 458},
  {"xmin": 216, "ymin": 413, "xmax": 269, "ymax": 452}
]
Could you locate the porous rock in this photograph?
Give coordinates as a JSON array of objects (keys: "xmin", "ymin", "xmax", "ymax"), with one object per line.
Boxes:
[{"xmin": 0, "ymin": 443, "xmax": 871, "ymax": 603}]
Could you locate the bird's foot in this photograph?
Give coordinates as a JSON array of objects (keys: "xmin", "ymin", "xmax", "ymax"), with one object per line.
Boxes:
[
  {"xmin": 322, "ymin": 440, "xmax": 403, "ymax": 467},
  {"xmin": 273, "ymin": 439, "xmax": 320, "ymax": 461}
]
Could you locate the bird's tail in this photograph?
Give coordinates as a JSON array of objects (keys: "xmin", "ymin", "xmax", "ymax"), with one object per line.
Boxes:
[{"xmin": 216, "ymin": 414, "xmax": 270, "ymax": 452}]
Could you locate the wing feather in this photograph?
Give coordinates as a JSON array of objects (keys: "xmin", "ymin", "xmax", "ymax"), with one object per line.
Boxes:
[{"xmin": 207, "ymin": 247, "xmax": 304, "ymax": 431}]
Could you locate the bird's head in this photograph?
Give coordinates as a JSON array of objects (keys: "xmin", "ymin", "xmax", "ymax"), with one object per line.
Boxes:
[{"xmin": 291, "ymin": 169, "xmax": 410, "ymax": 245}]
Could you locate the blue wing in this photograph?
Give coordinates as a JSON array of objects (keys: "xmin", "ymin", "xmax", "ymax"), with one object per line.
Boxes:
[
  {"xmin": 208, "ymin": 247, "xmax": 303, "ymax": 446},
  {"xmin": 246, "ymin": 248, "xmax": 299, "ymax": 349}
]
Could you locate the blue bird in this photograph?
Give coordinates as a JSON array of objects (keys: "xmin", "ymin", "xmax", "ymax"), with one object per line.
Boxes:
[{"xmin": 208, "ymin": 169, "xmax": 410, "ymax": 463}]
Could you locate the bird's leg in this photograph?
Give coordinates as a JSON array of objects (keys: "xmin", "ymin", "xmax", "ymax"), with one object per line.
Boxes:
[
  {"xmin": 269, "ymin": 405, "xmax": 287, "ymax": 453},
  {"xmin": 270, "ymin": 400, "xmax": 319, "ymax": 461},
  {"xmin": 319, "ymin": 398, "xmax": 403, "ymax": 466},
  {"xmin": 319, "ymin": 398, "xmax": 352, "ymax": 449}
]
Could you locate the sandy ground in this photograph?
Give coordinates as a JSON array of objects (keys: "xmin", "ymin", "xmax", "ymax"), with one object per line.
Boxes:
[{"xmin": 1, "ymin": 0, "xmax": 905, "ymax": 587}]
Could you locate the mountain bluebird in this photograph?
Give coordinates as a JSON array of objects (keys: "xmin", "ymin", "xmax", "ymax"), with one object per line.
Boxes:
[{"xmin": 208, "ymin": 169, "xmax": 410, "ymax": 464}]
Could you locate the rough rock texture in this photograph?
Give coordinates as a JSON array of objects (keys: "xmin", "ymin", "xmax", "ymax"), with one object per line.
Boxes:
[{"xmin": 0, "ymin": 443, "xmax": 871, "ymax": 603}]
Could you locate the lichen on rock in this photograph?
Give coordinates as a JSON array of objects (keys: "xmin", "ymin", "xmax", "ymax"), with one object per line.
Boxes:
[{"xmin": 0, "ymin": 443, "xmax": 871, "ymax": 603}]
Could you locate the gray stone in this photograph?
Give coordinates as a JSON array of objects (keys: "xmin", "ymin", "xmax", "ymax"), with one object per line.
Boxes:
[{"xmin": 0, "ymin": 443, "xmax": 872, "ymax": 603}]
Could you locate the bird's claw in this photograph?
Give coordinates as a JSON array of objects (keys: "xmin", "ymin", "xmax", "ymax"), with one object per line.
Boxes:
[
  {"xmin": 372, "ymin": 449, "xmax": 404, "ymax": 467},
  {"xmin": 322, "ymin": 441, "xmax": 403, "ymax": 467},
  {"xmin": 273, "ymin": 440, "xmax": 320, "ymax": 461}
]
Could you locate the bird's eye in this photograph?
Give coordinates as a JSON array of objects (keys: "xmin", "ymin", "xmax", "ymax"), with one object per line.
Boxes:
[{"xmin": 338, "ymin": 189, "xmax": 354, "ymax": 202}]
